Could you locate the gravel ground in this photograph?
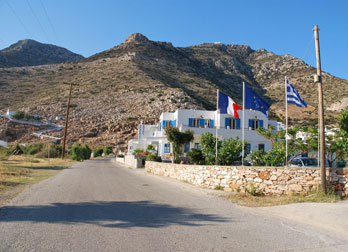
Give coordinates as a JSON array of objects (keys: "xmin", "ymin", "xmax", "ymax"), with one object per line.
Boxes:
[{"xmin": 0, "ymin": 158, "xmax": 347, "ymax": 252}]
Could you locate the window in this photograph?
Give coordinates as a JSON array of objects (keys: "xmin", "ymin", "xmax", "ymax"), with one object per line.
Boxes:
[
  {"xmin": 246, "ymin": 144, "xmax": 251, "ymax": 154},
  {"xmin": 252, "ymin": 120, "xmax": 259, "ymax": 130},
  {"xmin": 194, "ymin": 143, "xmax": 200, "ymax": 149},
  {"xmin": 165, "ymin": 120, "xmax": 171, "ymax": 128},
  {"xmin": 164, "ymin": 143, "xmax": 171, "ymax": 153},
  {"xmin": 249, "ymin": 119, "xmax": 263, "ymax": 130},
  {"xmin": 229, "ymin": 118, "xmax": 236, "ymax": 129},
  {"xmin": 204, "ymin": 119, "xmax": 211, "ymax": 128},
  {"xmin": 184, "ymin": 143, "xmax": 190, "ymax": 153},
  {"xmin": 193, "ymin": 119, "xmax": 200, "ymax": 128},
  {"xmin": 258, "ymin": 144, "xmax": 265, "ymax": 152}
]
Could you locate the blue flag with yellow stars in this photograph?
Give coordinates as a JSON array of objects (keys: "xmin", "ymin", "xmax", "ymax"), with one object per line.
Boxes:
[{"xmin": 245, "ymin": 85, "xmax": 270, "ymax": 117}]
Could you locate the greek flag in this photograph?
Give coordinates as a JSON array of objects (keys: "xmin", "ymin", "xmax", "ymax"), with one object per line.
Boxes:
[{"xmin": 286, "ymin": 80, "xmax": 307, "ymax": 108}]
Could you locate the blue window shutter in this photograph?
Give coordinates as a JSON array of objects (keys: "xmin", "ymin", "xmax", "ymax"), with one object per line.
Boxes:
[
  {"xmin": 170, "ymin": 120, "xmax": 174, "ymax": 127},
  {"xmin": 159, "ymin": 123, "xmax": 161, "ymax": 131},
  {"xmin": 259, "ymin": 120, "xmax": 264, "ymax": 128},
  {"xmin": 174, "ymin": 120, "xmax": 176, "ymax": 128},
  {"xmin": 189, "ymin": 118, "xmax": 193, "ymax": 127},
  {"xmin": 248, "ymin": 119, "xmax": 253, "ymax": 128},
  {"xmin": 225, "ymin": 118, "xmax": 229, "ymax": 128},
  {"xmin": 163, "ymin": 120, "xmax": 166, "ymax": 129},
  {"xmin": 200, "ymin": 119, "xmax": 205, "ymax": 127},
  {"xmin": 210, "ymin": 119, "xmax": 214, "ymax": 128},
  {"xmin": 236, "ymin": 118, "xmax": 241, "ymax": 129}
]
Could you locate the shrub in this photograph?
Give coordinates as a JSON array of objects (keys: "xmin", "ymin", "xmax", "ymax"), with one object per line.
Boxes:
[
  {"xmin": 133, "ymin": 148, "xmax": 144, "ymax": 155},
  {"xmin": 146, "ymin": 144, "xmax": 155, "ymax": 151},
  {"xmin": 104, "ymin": 146, "xmax": 113, "ymax": 155},
  {"xmin": 12, "ymin": 111, "xmax": 25, "ymax": 120},
  {"xmin": 117, "ymin": 154, "xmax": 124, "ymax": 158},
  {"xmin": 93, "ymin": 148, "xmax": 104, "ymax": 158},
  {"xmin": 34, "ymin": 143, "xmax": 62, "ymax": 158},
  {"xmin": 72, "ymin": 143, "xmax": 91, "ymax": 161},
  {"xmin": 244, "ymin": 183, "xmax": 262, "ymax": 196},
  {"xmin": 25, "ymin": 143, "xmax": 44, "ymax": 155},
  {"xmin": 146, "ymin": 154, "xmax": 162, "ymax": 162},
  {"xmin": 187, "ymin": 148, "xmax": 205, "ymax": 165}
]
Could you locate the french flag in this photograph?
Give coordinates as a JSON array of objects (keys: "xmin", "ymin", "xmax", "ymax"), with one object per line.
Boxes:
[{"xmin": 218, "ymin": 91, "xmax": 242, "ymax": 118}]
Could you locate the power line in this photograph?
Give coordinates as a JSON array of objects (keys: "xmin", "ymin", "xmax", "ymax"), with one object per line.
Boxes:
[
  {"xmin": 26, "ymin": 0, "xmax": 50, "ymax": 43},
  {"xmin": 302, "ymin": 34, "xmax": 314, "ymax": 61},
  {"xmin": 39, "ymin": 0, "xmax": 60, "ymax": 44},
  {"xmin": 5, "ymin": 0, "xmax": 32, "ymax": 38}
]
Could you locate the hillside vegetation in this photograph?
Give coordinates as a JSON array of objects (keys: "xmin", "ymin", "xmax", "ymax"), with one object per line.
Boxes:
[{"xmin": 0, "ymin": 33, "xmax": 347, "ymax": 147}]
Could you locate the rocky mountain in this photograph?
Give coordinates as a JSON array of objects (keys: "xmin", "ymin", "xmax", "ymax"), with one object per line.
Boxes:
[
  {"xmin": 0, "ymin": 33, "xmax": 347, "ymax": 148},
  {"xmin": 0, "ymin": 39, "xmax": 84, "ymax": 68}
]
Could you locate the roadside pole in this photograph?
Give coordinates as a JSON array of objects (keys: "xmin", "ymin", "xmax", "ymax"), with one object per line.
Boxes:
[
  {"xmin": 313, "ymin": 25, "xmax": 327, "ymax": 193},
  {"xmin": 61, "ymin": 82, "xmax": 79, "ymax": 159}
]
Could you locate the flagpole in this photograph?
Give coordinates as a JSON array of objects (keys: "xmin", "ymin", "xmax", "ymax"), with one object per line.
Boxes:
[
  {"xmin": 242, "ymin": 82, "xmax": 245, "ymax": 167},
  {"xmin": 285, "ymin": 76, "xmax": 288, "ymax": 167},
  {"xmin": 216, "ymin": 89, "xmax": 219, "ymax": 166}
]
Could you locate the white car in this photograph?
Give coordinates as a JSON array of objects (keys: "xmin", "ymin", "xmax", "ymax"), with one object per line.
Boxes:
[{"xmin": 290, "ymin": 158, "xmax": 318, "ymax": 168}]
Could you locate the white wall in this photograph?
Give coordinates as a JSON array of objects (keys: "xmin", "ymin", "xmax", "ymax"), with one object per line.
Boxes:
[{"xmin": 0, "ymin": 140, "xmax": 7, "ymax": 148}]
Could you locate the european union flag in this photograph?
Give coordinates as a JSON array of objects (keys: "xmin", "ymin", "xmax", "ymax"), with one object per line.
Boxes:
[{"xmin": 245, "ymin": 85, "xmax": 270, "ymax": 117}]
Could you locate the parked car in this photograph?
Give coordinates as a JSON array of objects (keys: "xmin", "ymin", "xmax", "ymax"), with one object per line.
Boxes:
[
  {"xmin": 289, "ymin": 158, "xmax": 318, "ymax": 168},
  {"xmin": 337, "ymin": 160, "xmax": 347, "ymax": 168}
]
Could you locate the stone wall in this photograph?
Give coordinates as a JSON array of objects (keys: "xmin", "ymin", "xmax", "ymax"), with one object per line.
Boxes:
[
  {"xmin": 116, "ymin": 155, "xmax": 144, "ymax": 168},
  {"xmin": 145, "ymin": 161, "xmax": 348, "ymax": 196}
]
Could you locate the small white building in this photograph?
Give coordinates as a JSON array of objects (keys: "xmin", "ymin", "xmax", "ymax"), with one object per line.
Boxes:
[
  {"xmin": 128, "ymin": 109, "xmax": 282, "ymax": 161},
  {"xmin": 6, "ymin": 109, "xmax": 15, "ymax": 116},
  {"xmin": 0, "ymin": 140, "xmax": 7, "ymax": 148}
]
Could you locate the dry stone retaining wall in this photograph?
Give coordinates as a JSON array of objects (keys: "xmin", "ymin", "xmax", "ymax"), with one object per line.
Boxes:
[{"xmin": 145, "ymin": 161, "xmax": 348, "ymax": 196}]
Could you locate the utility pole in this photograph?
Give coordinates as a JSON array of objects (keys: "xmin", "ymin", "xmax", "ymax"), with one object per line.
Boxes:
[
  {"xmin": 313, "ymin": 25, "xmax": 327, "ymax": 193},
  {"xmin": 61, "ymin": 82, "xmax": 79, "ymax": 159}
]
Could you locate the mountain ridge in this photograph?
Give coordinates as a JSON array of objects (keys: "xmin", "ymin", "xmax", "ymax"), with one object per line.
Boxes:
[
  {"xmin": 0, "ymin": 39, "xmax": 84, "ymax": 68},
  {"xmin": 0, "ymin": 33, "xmax": 347, "ymax": 147}
]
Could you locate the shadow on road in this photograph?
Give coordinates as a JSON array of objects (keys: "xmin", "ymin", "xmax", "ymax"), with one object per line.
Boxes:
[{"xmin": 0, "ymin": 201, "xmax": 229, "ymax": 229}]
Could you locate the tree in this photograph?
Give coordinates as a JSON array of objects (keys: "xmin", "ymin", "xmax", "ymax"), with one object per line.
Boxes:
[
  {"xmin": 200, "ymin": 133, "xmax": 221, "ymax": 165},
  {"xmin": 257, "ymin": 125, "xmax": 279, "ymax": 144},
  {"xmin": 248, "ymin": 141, "xmax": 286, "ymax": 166},
  {"xmin": 200, "ymin": 133, "xmax": 245, "ymax": 165},
  {"xmin": 325, "ymin": 130, "xmax": 345, "ymax": 168},
  {"xmin": 339, "ymin": 108, "xmax": 348, "ymax": 134},
  {"xmin": 339, "ymin": 108, "xmax": 348, "ymax": 154},
  {"xmin": 187, "ymin": 148, "xmax": 204, "ymax": 165},
  {"xmin": 165, "ymin": 127, "xmax": 194, "ymax": 163},
  {"xmin": 219, "ymin": 137, "xmax": 244, "ymax": 165}
]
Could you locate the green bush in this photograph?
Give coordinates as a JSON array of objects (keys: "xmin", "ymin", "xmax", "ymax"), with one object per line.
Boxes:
[
  {"xmin": 132, "ymin": 148, "xmax": 144, "ymax": 155},
  {"xmin": 146, "ymin": 153, "xmax": 162, "ymax": 162},
  {"xmin": 12, "ymin": 111, "xmax": 25, "ymax": 120},
  {"xmin": 187, "ymin": 148, "xmax": 205, "ymax": 165},
  {"xmin": 117, "ymin": 154, "xmax": 124, "ymax": 158},
  {"xmin": 72, "ymin": 143, "xmax": 91, "ymax": 161},
  {"xmin": 104, "ymin": 146, "xmax": 113, "ymax": 155},
  {"xmin": 25, "ymin": 143, "xmax": 44, "ymax": 155},
  {"xmin": 34, "ymin": 144, "xmax": 62, "ymax": 158},
  {"xmin": 93, "ymin": 148, "xmax": 104, "ymax": 158}
]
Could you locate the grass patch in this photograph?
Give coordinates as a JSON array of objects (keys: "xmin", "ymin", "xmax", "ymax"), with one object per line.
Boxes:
[
  {"xmin": 214, "ymin": 185, "xmax": 224, "ymax": 191},
  {"xmin": 0, "ymin": 156, "xmax": 75, "ymax": 206},
  {"xmin": 222, "ymin": 190, "xmax": 341, "ymax": 207}
]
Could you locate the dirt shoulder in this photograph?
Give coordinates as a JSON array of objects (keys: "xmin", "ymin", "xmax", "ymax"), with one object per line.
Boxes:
[{"xmin": 0, "ymin": 156, "xmax": 74, "ymax": 207}]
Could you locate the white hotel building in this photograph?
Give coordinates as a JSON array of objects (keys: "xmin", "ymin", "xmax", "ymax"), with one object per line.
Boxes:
[{"xmin": 128, "ymin": 109, "xmax": 283, "ymax": 161}]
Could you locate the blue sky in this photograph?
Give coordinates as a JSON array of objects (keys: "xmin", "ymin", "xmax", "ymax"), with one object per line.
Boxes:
[{"xmin": 0, "ymin": 0, "xmax": 347, "ymax": 80}]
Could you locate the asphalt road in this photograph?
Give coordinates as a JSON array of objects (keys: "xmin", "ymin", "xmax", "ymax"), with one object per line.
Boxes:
[{"xmin": 0, "ymin": 158, "xmax": 347, "ymax": 252}]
